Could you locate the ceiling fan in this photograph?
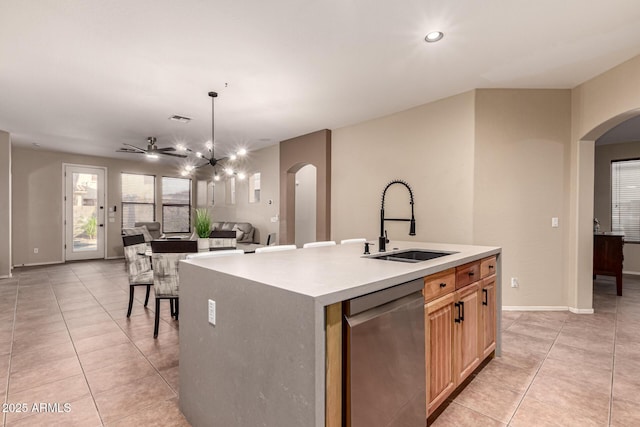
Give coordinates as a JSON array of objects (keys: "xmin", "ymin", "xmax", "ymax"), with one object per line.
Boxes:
[{"xmin": 117, "ymin": 137, "xmax": 187, "ymax": 159}]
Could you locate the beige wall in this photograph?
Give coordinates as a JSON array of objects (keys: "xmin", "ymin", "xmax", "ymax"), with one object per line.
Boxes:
[
  {"xmin": 280, "ymin": 130, "xmax": 331, "ymax": 245},
  {"xmin": 11, "ymin": 146, "xmax": 198, "ymax": 266},
  {"xmin": 0, "ymin": 131, "xmax": 11, "ymax": 277},
  {"xmin": 594, "ymin": 141, "xmax": 640, "ymax": 273},
  {"xmin": 210, "ymin": 144, "xmax": 280, "ymax": 244},
  {"xmin": 569, "ymin": 55, "xmax": 640, "ymax": 310},
  {"xmin": 332, "ymin": 91, "xmax": 476, "ymax": 246},
  {"xmin": 474, "ymin": 89, "xmax": 572, "ymax": 307}
]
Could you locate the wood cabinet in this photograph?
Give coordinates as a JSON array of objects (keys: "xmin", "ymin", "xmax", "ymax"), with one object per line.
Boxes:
[
  {"xmin": 424, "ymin": 256, "xmax": 497, "ymax": 417},
  {"xmin": 593, "ymin": 233, "xmax": 624, "ymax": 296},
  {"xmin": 425, "ymin": 293, "xmax": 455, "ymax": 414},
  {"xmin": 453, "ymin": 283, "xmax": 480, "ymax": 384},
  {"xmin": 479, "ymin": 275, "xmax": 496, "ymax": 359}
]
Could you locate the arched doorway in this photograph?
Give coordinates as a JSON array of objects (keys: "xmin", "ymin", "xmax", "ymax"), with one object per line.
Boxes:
[
  {"xmin": 294, "ymin": 164, "xmax": 317, "ymax": 247},
  {"xmin": 574, "ymin": 109, "xmax": 640, "ymax": 312}
]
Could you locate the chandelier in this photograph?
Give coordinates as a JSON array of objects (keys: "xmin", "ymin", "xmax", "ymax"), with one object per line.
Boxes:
[{"xmin": 181, "ymin": 91, "xmax": 246, "ymax": 180}]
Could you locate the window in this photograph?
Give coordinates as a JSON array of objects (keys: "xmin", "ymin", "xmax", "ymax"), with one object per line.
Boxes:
[
  {"xmin": 226, "ymin": 177, "xmax": 236, "ymax": 205},
  {"xmin": 121, "ymin": 173, "xmax": 155, "ymax": 228},
  {"xmin": 612, "ymin": 159, "xmax": 640, "ymax": 242},
  {"xmin": 249, "ymin": 173, "xmax": 261, "ymax": 203},
  {"xmin": 162, "ymin": 177, "xmax": 192, "ymax": 233}
]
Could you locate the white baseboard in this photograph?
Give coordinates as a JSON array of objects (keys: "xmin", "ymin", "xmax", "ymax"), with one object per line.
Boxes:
[
  {"xmin": 622, "ymin": 270, "xmax": 640, "ymax": 276},
  {"xmin": 569, "ymin": 307, "xmax": 595, "ymax": 314},
  {"xmin": 13, "ymin": 260, "xmax": 64, "ymax": 268},
  {"xmin": 0, "ymin": 274, "xmax": 12, "ymax": 279},
  {"xmin": 502, "ymin": 306, "xmax": 595, "ymax": 314},
  {"xmin": 502, "ymin": 306, "xmax": 569, "ymax": 311},
  {"xmin": 105, "ymin": 256, "xmax": 124, "ymax": 260}
]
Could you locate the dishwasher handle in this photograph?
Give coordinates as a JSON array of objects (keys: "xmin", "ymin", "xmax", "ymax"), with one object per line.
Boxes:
[{"xmin": 345, "ymin": 291, "xmax": 423, "ymax": 328}]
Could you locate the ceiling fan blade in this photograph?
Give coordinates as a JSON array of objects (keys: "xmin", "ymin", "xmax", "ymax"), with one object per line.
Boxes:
[
  {"xmin": 117, "ymin": 149, "xmax": 144, "ymax": 154},
  {"xmin": 122, "ymin": 143, "xmax": 146, "ymax": 153},
  {"xmin": 159, "ymin": 152, "xmax": 188, "ymax": 158},
  {"xmin": 155, "ymin": 147, "xmax": 177, "ymax": 152}
]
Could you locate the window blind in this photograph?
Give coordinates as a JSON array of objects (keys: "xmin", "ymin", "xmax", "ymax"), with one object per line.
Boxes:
[
  {"xmin": 162, "ymin": 177, "xmax": 191, "ymax": 233},
  {"xmin": 612, "ymin": 159, "xmax": 640, "ymax": 242},
  {"xmin": 121, "ymin": 173, "xmax": 155, "ymax": 228}
]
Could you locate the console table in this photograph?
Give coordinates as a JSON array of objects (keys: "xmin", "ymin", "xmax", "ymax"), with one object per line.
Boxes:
[{"xmin": 593, "ymin": 232, "xmax": 624, "ymax": 296}]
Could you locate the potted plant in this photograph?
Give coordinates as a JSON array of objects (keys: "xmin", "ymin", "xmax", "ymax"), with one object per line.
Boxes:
[{"xmin": 194, "ymin": 208, "xmax": 212, "ymax": 251}]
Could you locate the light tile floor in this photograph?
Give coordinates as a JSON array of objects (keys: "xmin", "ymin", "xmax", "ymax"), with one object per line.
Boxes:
[
  {"xmin": 1, "ymin": 260, "xmax": 640, "ymax": 426},
  {"xmin": 433, "ymin": 275, "xmax": 640, "ymax": 427},
  {"xmin": 0, "ymin": 260, "xmax": 187, "ymax": 426}
]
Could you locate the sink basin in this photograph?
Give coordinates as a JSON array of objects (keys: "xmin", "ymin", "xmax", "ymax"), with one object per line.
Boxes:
[{"xmin": 369, "ymin": 249, "xmax": 456, "ymax": 263}]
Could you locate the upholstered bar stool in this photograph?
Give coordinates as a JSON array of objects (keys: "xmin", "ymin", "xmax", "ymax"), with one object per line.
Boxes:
[{"xmin": 122, "ymin": 234, "xmax": 152, "ymax": 317}]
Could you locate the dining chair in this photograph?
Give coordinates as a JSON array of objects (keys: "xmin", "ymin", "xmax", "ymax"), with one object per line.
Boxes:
[
  {"xmin": 340, "ymin": 238, "xmax": 367, "ymax": 245},
  {"xmin": 122, "ymin": 234, "xmax": 152, "ymax": 317},
  {"xmin": 254, "ymin": 245, "xmax": 297, "ymax": 253},
  {"xmin": 302, "ymin": 241, "xmax": 336, "ymax": 249},
  {"xmin": 151, "ymin": 240, "xmax": 198, "ymax": 338}
]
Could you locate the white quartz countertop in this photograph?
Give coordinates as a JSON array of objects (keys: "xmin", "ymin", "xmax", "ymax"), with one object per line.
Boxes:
[{"xmin": 183, "ymin": 240, "xmax": 500, "ymax": 306}]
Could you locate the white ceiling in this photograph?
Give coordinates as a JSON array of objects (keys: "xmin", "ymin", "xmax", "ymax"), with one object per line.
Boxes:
[{"xmin": 1, "ymin": 1, "xmax": 640, "ymax": 163}]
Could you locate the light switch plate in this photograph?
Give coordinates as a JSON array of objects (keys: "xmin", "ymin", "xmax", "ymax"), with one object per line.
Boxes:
[
  {"xmin": 551, "ymin": 217, "xmax": 559, "ymax": 228},
  {"xmin": 208, "ymin": 299, "xmax": 216, "ymax": 326}
]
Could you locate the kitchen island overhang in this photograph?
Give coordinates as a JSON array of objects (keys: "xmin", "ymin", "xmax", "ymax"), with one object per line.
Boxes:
[{"xmin": 178, "ymin": 241, "xmax": 501, "ymax": 427}]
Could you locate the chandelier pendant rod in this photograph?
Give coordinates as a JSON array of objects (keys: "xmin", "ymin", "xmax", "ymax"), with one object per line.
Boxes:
[{"xmin": 209, "ymin": 91, "xmax": 218, "ymax": 161}]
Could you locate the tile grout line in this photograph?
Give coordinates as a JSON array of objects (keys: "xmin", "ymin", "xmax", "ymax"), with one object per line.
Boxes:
[
  {"xmin": 608, "ymin": 293, "xmax": 619, "ymax": 427},
  {"xmin": 504, "ymin": 314, "xmax": 569, "ymax": 426},
  {"xmin": 50, "ymin": 268, "xmax": 106, "ymax": 427},
  {"xmin": 2, "ymin": 278, "xmax": 19, "ymax": 427},
  {"xmin": 73, "ymin": 264, "xmax": 180, "ymax": 423}
]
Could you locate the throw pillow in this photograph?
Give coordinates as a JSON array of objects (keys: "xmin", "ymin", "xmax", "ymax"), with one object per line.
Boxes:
[{"xmin": 232, "ymin": 225, "xmax": 245, "ymax": 241}]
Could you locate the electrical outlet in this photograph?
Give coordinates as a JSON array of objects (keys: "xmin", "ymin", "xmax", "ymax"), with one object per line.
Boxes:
[
  {"xmin": 511, "ymin": 277, "xmax": 519, "ymax": 288},
  {"xmin": 551, "ymin": 217, "xmax": 559, "ymax": 228},
  {"xmin": 33, "ymin": 248, "xmax": 38, "ymax": 254},
  {"xmin": 208, "ymin": 299, "xmax": 216, "ymax": 326}
]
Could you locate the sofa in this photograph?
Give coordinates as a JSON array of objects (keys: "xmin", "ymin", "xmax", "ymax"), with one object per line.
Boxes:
[{"xmin": 211, "ymin": 222, "xmax": 259, "ymax": 245}]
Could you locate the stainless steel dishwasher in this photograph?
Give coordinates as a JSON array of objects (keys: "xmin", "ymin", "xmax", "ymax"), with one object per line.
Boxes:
[{"xmin": 344, "ymin": 278, "xmax": 425, "ymax": 427}]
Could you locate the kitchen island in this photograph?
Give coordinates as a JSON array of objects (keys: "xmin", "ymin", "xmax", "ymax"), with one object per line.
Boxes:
[{"xmin": 178, "ymin": 240, "xmax": 501, "ymax": 427}]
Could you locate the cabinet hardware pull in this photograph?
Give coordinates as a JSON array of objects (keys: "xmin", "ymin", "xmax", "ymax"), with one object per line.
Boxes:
[
  {"xmin": 489, "ymin": 265, "xmax": 494, "ymax": 269},
  {"xmin": 468, "ymin": 271, "xmax": 474, "ymax": 277},
  {"xmin": 454, "ymin": 302, "xmax": 461, "ymax": 323},
  {"xmin": 439, "ymin": 282, "xmax": 446, "ymax": 288},
  {"xmin": 482, "ymin": 289, "xmax": 488, "ymax": 306},
  {"xmin": 460, "ymin": 301, "xmax": 465, "ymax": 321}
]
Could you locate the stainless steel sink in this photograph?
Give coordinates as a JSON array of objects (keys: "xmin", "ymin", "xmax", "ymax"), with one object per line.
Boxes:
[{"xmin": 369, "ymin": 249, "xmax": 457, "ymax": 263}]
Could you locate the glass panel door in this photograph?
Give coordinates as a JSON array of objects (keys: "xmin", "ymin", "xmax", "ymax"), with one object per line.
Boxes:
[{"xmin": 65, "ymin": 165, "xmax": 106, "ymax": 260}]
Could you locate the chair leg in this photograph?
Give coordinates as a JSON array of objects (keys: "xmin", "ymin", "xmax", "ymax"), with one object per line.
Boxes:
[
  {"xmin": 127, "ymin": 286, "xmax": 134, "ymax": 318},
  {"xmin": 170, "ymin": 299, "xmax": 175, "ymax": 317},
  {"xmin": 175, "ymin": 298, "xmax": 179, "ymax": 321},
  {"xmin": 144, "ymin": 285, "xmax": 151, "ymax": 307},
  {"xmin": 154, "ymin": 298, "xmax": 160, "ymax": 339}
]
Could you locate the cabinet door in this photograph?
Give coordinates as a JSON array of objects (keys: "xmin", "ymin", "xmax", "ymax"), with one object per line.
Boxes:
[
  {"xmin": 454, "ymin": 283, "xmax": 480, "ymax": 384},
  {"xmin": 480, "ymin": 276, "xmax": 496, "ymax": 359},
  {"xmin": 425, "ymin": 293, "xmax": 455, "ymax": 416}
]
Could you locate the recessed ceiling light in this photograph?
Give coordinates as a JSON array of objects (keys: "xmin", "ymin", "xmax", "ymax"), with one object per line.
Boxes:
[
  {"xmin": 169, "ymin": 115, "xmax": 192, "ymax": 123},
  {"xmin": 425, "ymin": 31, "xmax": 444, "ymax": 43}
]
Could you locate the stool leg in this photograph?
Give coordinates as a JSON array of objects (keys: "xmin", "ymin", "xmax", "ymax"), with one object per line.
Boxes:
[
  {"xmin": 144, "ymin": 285, "xmax": 151, "ymax": 307},
  {"xmin": 175, "ymin": 299, "xmax": 179, "ymax": 321},
  {"xmin": 154, "ymin": 298, "xmax": 160, "ymax": 339},
  {"xmin": 127, "ymin": 286, "xmax": 134, "ymax": 318}
]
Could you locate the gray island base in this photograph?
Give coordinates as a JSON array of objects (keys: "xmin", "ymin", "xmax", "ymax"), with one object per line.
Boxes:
[{"xmin": 178, "ymin": 241, "xmax": 501, "ymax": 427}]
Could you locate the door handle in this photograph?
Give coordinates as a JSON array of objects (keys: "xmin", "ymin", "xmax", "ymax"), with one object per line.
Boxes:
[
  {"xmin": 459, "ymin": 301, "xmax": 464, "ymax": 321},
  {"xmin": 482, "ymin": 289, "xmax": 488, "ymax": 306},
  {"xmin": 454, "ymin": 302, "xmax": 461, "ymax": 323},
  {"xmin": 99, "ymin": 224, "xmax": 104, "ymax": 227}
]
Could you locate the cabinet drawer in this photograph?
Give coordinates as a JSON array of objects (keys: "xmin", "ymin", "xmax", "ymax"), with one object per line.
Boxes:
[
  {"xmin": 480, "ymin": 256, "xmax": 496, "ymax": 278},
  {"xmin": 423, "ymin": 269, "xmax": 455, "ymax": 302},
  {"xmin": 455, "ymin": 261, "xmax": 480, "ymax": 289}
]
